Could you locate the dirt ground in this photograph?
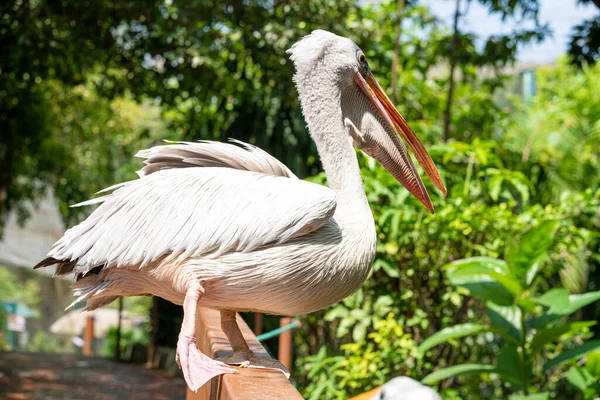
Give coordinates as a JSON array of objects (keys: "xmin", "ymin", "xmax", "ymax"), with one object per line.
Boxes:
[{"xmin": 0, "ymin": 351, "xmax": 186, "ymax": 400}]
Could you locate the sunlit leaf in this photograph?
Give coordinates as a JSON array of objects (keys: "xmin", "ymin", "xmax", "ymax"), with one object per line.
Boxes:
[
  {"xmin": 585, "ymin": 350, "xmax": 600, "ymax": 377},
  {"xmin": 417, "ymin": 323, "xmax": 489, "ymax": 354},
  {"xmin": 421, "ymin": 364, "xmax": 496, "ymax": 385},
  {"xmin": 565, "ymin": 365, "xmax": 593, "ymax": 392},
  {"xmin": 505, "ymin": 220, "xmax": 557, "ymax": 286},
  {"xmin": 562, "ymin": 291, "xmax": 600, "ymax": 315},
  {"xmin": 533, "ymin": 290, "xmax": 600, "ymax": 328},
  {"xmin": 486, "ymin": 302, "xmax": 522, "ymax": 343},
  {"xmin": 445, "ymin": 257, "xmax": 520, "ymax": 305},
  {"xmin": 533, "ymin": 288, "xmax": 569, "ymax": 311}
]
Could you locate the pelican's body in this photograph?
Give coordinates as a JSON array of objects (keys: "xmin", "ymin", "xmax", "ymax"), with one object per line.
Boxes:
[
  {"xmin": 36, "ymin": 30, "xmax": 445, "ymax": 391},
  {"xmin": 61, "ymin": 160, "xmax": 375, "ymax": 316}
]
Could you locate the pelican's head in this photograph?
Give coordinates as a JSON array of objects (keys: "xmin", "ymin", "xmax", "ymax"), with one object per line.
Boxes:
[{"xmin": 288, "ymin": 30, "xmax": 446, "ymax": 213}]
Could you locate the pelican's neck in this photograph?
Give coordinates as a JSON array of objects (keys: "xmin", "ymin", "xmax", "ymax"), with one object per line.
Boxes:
[{"xmin": 297, "ymin": 78, "xmax": 369, "ymax": 214}]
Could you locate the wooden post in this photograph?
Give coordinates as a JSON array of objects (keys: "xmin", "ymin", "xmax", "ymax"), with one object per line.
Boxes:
[
  {"xmin": 253, "ymin": 313, "xmax": 263, "ymax": 336},
  {"xmin": 278, "ymin": 317, "xmax": 293, "ymax": 371},
  {"xmin": 114, "ymin": 296, "xmax": 123, "ymax": 361},
  {"xmin": 83, "ymin": 315, "xmax": 95, "ymax": 356},
  {"xmin": 146, "ymin": 296, "xmax": 159, "ymax": 368}
]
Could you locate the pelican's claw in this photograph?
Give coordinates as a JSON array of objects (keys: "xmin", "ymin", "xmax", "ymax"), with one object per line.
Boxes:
[{"xmin": 216, "ymin": 351, "xmax": 290, "ymax": 378}]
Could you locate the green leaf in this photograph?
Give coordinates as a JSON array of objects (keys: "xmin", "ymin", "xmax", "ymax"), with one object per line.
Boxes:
[
  {"xmin": 509, "ymin": 393, "xmax": 549, "ymax": 400},
  {"xmin": 421, "ymin": 364, "xmax": 496, "ymax": 385},
  {"xmin": 585, "ymin": 350, "xmax": 600, "ymax": 377},
  {"xmin": 533, "ymin": 290, "xmax": 600, "ymax": 328},
  {"xmin": 496, "ymin": 343, "xmax": 525, "ymax": 386},
  {"xmin": 417, "ymin": 323, "xmax": 488, "ymax": 354},
  {"xmin": 533, "ymin": 289, "xmax": 570, "ymax": 311},
  {"xmin": 487, "ymin": 302, "xmax": 522, "ymax": 343},
  {"xmin": 445, "ymin": 257, "xmax": 519, "ymax": 305},
  {"xmin": 543, "ymin": 340, "xmax": 600, "ymax": 371},
  {"xmin": 324, "ymin": 306, "xmax": 348, "ymax": 322},
  {"xmin": 507, "ymin": 172, "xmax": 531, "ymax": 205},
  {"xmin": 336, "ymin": 317, "xmax": 353, "ymax": 338},
  {"xmin": 505, "ymin": 220, "xmax": 557, "ymax": 287},
  {"xmin": 489, "ymin": 175, "xmax": 503, "ymax": 201},
  {"xmin": 373, "ymin": 295, "xmax": 394, "ymax": 314},
  {"xmin": 445, "ymin": 256, "xmax": 512, "ymax": 276},
  {"xmin": 530, "ymin": 321, "xmax": 597, "ymax": 353},
  {"xmin": 352, "ymin": 319, "xmax": 369, "ymax": 343},
  {"xmin": 374, "ymin": 259, "xmax": 400, "ymax": 278},
  {"xmin": 566, "ymin": 365, "xmax": 593, "ymax": 392},
  {"xmin": 562, "ymin": 291, "xmax": 600, "ymax": 315}
]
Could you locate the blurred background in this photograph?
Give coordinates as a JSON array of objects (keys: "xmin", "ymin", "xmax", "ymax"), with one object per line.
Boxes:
[{"xmin": 1, "ymin": 0, "xmax": 599, "ymax": 399}]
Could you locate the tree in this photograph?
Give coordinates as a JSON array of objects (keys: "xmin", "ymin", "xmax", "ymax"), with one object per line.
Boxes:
[
  {"xmin": 442, "ymin": 0, "xmax": 549, "ymax": 141},
  {"xmin": 390, "ymin": 0, "xmax": 407, "ymax": 104},
  {"xmin": 569, "ymin": 0, "xmax": 600, "ymax": 67},
  {"xmin": 0, "ymin": 0, "xmax": 150, "ymax": 233},
  {"xmin": 0, "ymin": 0, "xmax": 363, "ymax": 234},
  {"xmin": 442, "ymin": 0, "xmax": 464, "ymax": 142}
]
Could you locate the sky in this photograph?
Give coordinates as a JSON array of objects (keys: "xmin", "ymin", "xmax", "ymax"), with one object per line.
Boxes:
[{"xmin": 419, "ymin": 0, "xmax": 599, "ymax": 64}]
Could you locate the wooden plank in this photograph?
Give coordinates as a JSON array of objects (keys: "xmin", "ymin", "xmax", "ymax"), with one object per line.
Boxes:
[{"xmin": 186, "ymin": 307, "xmax": 303, "ymax": 400}]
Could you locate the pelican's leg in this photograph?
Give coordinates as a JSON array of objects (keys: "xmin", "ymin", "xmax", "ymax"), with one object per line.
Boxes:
[
  {"xmin": 176, "ymin": 282, "xmax": 237, "ymax": 391},
  {"xmin": 217, "ymin": 311, "xmax": 290, "ymax": 377}
]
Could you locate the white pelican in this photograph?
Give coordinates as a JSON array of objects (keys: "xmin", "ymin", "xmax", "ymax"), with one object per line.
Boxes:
[
  {"xmin": 35, "ymin": 30, "xmax": 445, "ymax": 391},
  {"xmin": 370, "ymin": 377, "xmax": 442, "ymax": 400}
]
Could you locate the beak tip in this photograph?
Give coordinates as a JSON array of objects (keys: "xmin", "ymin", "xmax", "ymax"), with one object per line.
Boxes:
[{"xmin": 420, "ymin": 197, "xmax": 435, "ymax": 214}]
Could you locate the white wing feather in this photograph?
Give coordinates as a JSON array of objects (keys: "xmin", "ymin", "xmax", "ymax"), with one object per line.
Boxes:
[
  {"xmin": 46, "ymin": 167, "xmax": 336, "ymax": 273},
  {"xmin": 135, "ymin": 140, "xmax": 297, "ymax": 179}
]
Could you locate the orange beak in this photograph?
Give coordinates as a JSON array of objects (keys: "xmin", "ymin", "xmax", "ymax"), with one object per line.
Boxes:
[{"xmin": 354, "ymin": 71, "xmax": 446, "ymax": 212}]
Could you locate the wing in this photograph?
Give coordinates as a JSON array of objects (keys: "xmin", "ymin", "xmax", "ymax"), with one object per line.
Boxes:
[
  {"xmin": 135, "ymin": 140, "xmax": 297, "ymax": 179},
  {"xmin": 36, "ymin": 167, "xmax": 336, "ymax": 275}
]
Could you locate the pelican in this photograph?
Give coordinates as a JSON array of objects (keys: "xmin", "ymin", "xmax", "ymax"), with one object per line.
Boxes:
[
  {"xmin": 369, "ymin": 377, "xmax": 442, "ymax": 400},
  {"xmin": 35, "ymin": 30, "xmax": 445, "ymax": 391}
]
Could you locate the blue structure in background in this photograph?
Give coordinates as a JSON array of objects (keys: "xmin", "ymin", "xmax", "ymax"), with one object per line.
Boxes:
[
  {"xmin": 1, "ymin": 300, "xmax": 36, "ymax": 350},
  {"xmin": 522, "ymin": 70, "xmax": 537, "ymax": 102}
]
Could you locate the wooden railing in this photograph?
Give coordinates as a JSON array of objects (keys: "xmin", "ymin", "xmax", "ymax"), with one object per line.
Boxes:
[{"xmin": 186, "ymin": 308, "xmax": 303, "ymax": 400}]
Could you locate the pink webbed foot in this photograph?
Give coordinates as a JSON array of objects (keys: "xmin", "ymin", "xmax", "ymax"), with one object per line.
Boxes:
[
  {"xmin": 177, "ymin": 282, "xmax": 237, "ymax": 392},
  {"xmin": 176, "ymin": 332, "xmax": 237, "ymax": 392}
]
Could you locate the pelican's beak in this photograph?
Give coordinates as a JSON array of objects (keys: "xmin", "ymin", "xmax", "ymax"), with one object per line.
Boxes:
[{"xmin": 354, "ymin": 71, "xmax": 446, "ymax": 213}]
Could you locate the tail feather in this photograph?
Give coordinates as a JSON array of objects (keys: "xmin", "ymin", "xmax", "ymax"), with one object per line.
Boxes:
[
  {"xmin": 33, "ymin": 257, "xmax": 59, "ymax": 270},
  {"xmin": 36, "ymin": 255, "xmax": 116, "ymax": 311},
  {"xmin": 68, "ymin": 278, "xmax": 113, "ymax": 310}
]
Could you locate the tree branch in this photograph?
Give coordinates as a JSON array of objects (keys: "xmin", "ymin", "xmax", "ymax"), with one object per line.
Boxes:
[{"xmin": 391, "ymin": 0, "xmax": 406, "ymax": 103}]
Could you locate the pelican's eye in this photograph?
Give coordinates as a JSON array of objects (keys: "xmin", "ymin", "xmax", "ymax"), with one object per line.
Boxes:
[
  {"xmin": 356, "ymin": 50, "xmax": 369, "ymax": 75},
  {"xmin": 357, "ymin": 51, "xmax": 367, "ymax": 65}
]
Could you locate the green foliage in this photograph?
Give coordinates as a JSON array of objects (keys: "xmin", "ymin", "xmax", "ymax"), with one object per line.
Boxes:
[
  {"xmin": 569, "ymin": 14, "xmax": 600, "ymax": 67},
  {"xmin": 101, "ymin": 326, "xmax": 150, "ymax": 359},
  {"xmin": 0, "ymin": 266, "xmax": 40, "ymax": 309},
  {"xmin": 0, "ymin": 310, "xmax": 7, "ymax": 351},
  {"xmin": 300, "ymin": 149, "xmax": 600, "ymax": 398},
  {"xmin": 507, "ymin": 60, "xmax": 600, "ymax": 205},
  {"xmin": 565, "ymin": 350, "xmax": 600, "ymax": 398},
  {"xmin": 418, "ymin": 223, "xmax": 600, "ymax": 397},
  {"xmin": 27, "ymin": 331, "xmax": 75, "ymax": 354}
]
